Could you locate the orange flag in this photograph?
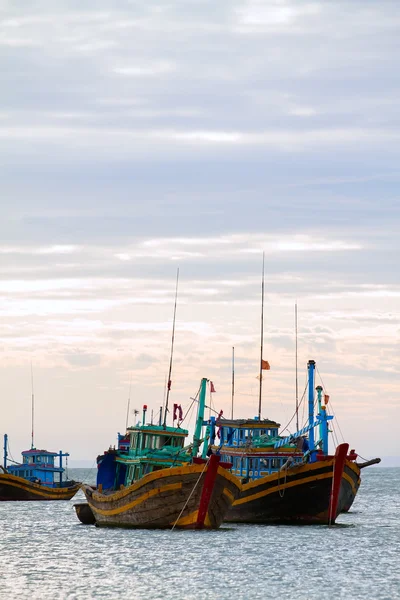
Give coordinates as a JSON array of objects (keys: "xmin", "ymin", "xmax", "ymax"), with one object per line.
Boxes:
[{"xmin": 261, "ymin": 360, "xmax": 270, "ymax": 370}]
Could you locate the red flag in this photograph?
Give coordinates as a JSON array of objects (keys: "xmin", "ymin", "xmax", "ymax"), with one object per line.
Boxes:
[
  {"xmin": 261, "ymin": 360, "xmax": 270, "ymax": 370},
  {"xmin": 210, "ymin": 381, "xmax": 216, "ymax": 393},
  {"xmin": 167, "ymin": 379, "xmax": 172, "ymax": 391},
  {"xmin": 178, "ymin": 404, "xmax": 183, "ymax": 420},
  {"xmin": 173, "ymin": 403, "xmax": 178, "ymax": 421},
  {"xmin": 324, "ymin": 394, "xmax": 330, "ymax": 405}
]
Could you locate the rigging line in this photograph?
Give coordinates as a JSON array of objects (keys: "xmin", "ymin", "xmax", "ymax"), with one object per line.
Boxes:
[
  {"xmin": 295, "ymin": 302, "xmax": 299, "ymax": 431},
  {"xmin": 125, "ymin": 372, "xmax": 132, "ymax": 431},
  {"xmin": 258, "ymin": 251, "xmax": 265, "ymax": 420},
  {"xmin": 30, "ymin": 361, "xmax": 35, "ymax": 450},
  {"xmin": 180, "ymin": 382, "xmax": 201, "ymax": 424},
  {"xmin": 316, "ymin": 365, "xmax": 345, "ymax": 443},
  {"xmin": 170, "ymin": 458, "xmax": 209, "ymax": 531},
  {"xmin": 279, "ymin": 378, "xmax": 309, "ymax": 435},
  {"xmin": 163, "ymin": 268, "xmax": 180, "ymax": 428}
]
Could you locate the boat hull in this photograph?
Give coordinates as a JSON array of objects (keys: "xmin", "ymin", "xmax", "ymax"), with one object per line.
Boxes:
[
  {"xmin": 225, "ymin": 444, "xmax": 349, "ymax": 525},
  {"xmin": 339, "ymin": 460, "xmax": 361, "ymax": 513},
  {"xmin": 82, "ymin": 455, "xmax": 241, "ymax": 529},
  {"xmin": 74, "ymin": 502, "xmax": 96, "ymax": 524},
  {"xmin": 0, "ymin": 473, "xmax": 81, "ymax": 501}
]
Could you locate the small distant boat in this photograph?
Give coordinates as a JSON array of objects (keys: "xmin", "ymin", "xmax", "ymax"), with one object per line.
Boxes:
[
  {"xmin": 77, "ymin": 378, "xmax": 242, "ymax": 529},
  {"xmin": 0, "ymin": 435, "xmax": 80, "ymax": 501}
]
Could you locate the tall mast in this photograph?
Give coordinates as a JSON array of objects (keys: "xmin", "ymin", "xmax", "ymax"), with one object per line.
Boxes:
[
  {"xmin": 231, "ymin": 346, "xmax": 235, "ymax": 419},
  {"xmin": 258, "ymin": 252, "xmax": 265, "ymax": 420},
  {"xmin": 125, "ymin": 373, "xmax": 132, "ymax": 430},
  {"xmin": 163, "ymin": 268, "xmax": 179, "ymax": 428},
  {"xmin": 295, "ymin": 302, "xmax": 299, "ymax": 431},
  {"xmin": 30, "ymin": 362, "xmax": 35, "ymax": 449}
]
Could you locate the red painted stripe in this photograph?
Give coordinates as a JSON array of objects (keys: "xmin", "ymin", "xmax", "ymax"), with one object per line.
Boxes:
[
  {"xmin": 329, "ymin": 442, "xmax": 349, "ymax": 524},
  {"xmin": 196, "ymin": 454, "xmax": 220, "ymax": 529}
]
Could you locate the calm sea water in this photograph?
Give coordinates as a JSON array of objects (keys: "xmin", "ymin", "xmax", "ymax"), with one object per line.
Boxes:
[{"xmin": 0, "ymin": 467, "xmax": 399, "ymax": 600}]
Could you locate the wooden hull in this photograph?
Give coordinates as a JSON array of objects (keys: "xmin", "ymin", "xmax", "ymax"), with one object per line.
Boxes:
[
  {"xmin": 0, "ymin": 473, "xmax": 81, "ymax": 501},
  {"xmin": 339, "ymin": 460, "xmax": 361, "ymax": 513},
  {"xmin": 74, "ymin": 502, "xmax": 96, "ymax": 524},
  {"xmin": 82, "ymin": 455, "xmax": 241, "ymax": 529},
  {"xmin": 226, "ymin": 444, "xmax": 349, "ymax": 525}
]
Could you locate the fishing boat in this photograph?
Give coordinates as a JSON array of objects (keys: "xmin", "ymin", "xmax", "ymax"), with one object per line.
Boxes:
[
  {"xmin": 77, "ymin": 377, "xmax": 242, "ymax": 529},
  {"xmin": 210, "ymin": 360, "xmax": 366, "ymax": 524},
  {"xmin": 208, "ymin": 257, "xmax": 379, "ymax": 524},
  {"xmin": 0, "ymin": 434, "xmax": 80, "ymax": 501}
]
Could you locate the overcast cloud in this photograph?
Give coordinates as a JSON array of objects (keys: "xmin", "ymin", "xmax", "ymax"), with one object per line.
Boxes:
[{"xmin": 0, "ymin": 1, "xmax": 399, "ymax": 462}]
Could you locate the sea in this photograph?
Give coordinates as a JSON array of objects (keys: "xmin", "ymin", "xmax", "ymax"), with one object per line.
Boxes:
[{"xmin": 0, "ymin": 467, "xmax": 399, "ymax": 600}]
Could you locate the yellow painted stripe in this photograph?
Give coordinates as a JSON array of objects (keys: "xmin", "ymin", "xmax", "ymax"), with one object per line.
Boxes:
[
  {"xmin": 170, "ymin": 509, "xmax": 199, "ymax": 527},
  {"xmin": 345, "ymin": 460, "xmax": 361, "ymax": 476},
  {"xmin": 92, "ymin": 463, "xmax": 205, "ymax": 503},
  {"xmin": 241, "ymin": 459, "xmax": 334, "ymax": 492},
  {"xmin": 223, "ymin": 487, "xmax": 235, "ymax": 503},
  {"xmin": 92, "ymin": 482, "xmax": 182, "ymax": 516},
  {"xmin": 342, "ymin": 471, "xmax": 357, "ymax": 496},
  {"xmin": 216, "ymin": 466, "xmax": 242, "ymax": 489},
  {"xmin": 0, "ymin": 475, "xmax": 79, "ymax": 498},
  {"xmin": 234, "ymin": 472, "xmax": 333, "ymax": 506}
]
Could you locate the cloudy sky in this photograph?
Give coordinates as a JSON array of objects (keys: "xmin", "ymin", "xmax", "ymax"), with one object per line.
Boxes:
[{"xmin": 1, "ymin": 1, "xmax": 399, "ymax": 465}]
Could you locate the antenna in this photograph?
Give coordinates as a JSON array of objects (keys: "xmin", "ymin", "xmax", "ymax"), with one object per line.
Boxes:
[
  {"xmin": 231, "ymin": 346, "xmax": 235, "ymax": 419},
  {"xmin": 258, "ymin": 252, "xmax": 265, "ymax": 420},
  {"xmin": 125, "ymin": 373, "xmax": 132, "ymax": 430},
  {"xmin": 295, "ymin": 302, "xmax": 299, "ymax": 431},
  {"xmin": 163, "ymin": 268, "xmax": 179, "ymax": 428},
  {"xmin": 30, "ymin": 362, "xmax": 35, "ymax": 449}
]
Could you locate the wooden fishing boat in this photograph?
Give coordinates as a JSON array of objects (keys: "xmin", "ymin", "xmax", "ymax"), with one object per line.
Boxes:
[
  {"xmin": 211, "ymin": 360, "xmax": 380, "ymax": 525},
  {"xmin": 1, "ymin": 437, "xmax": 80, "ymax": 501},
  {"xmin": 78, "ymin": 378, "xmax": 242, "ymax": 529},
  {"xmin": 82, "ymin": 454, "xmax": 239, "ymax": 529}
]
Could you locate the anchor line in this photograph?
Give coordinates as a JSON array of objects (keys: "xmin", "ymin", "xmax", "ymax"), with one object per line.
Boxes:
[{"xmin": 170, "ymin": 459, "xmax": 209, "ymax": 531}]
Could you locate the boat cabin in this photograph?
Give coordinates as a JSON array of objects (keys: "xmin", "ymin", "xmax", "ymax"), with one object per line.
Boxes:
[
  {"xmin": 7, "ymin": 448, "xmax": 68, "ymax": 487},
  {"xmin": 97, "ymin": 424, "xmax": 190, "ymax": 492},
  {"xmin": 215, "ymin": 417, "xmax": 303, "ymax": 481}
]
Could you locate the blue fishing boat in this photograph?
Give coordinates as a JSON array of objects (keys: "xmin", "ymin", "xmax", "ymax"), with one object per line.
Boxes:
[{"xmin": 0, "ymin": 434, "xmax": 80, "ymax": 501}]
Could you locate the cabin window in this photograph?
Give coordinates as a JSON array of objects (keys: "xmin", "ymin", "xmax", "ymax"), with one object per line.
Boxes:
[{"xmin": 130, "ymin": 433, "xmax": 138, "ymax": 449}]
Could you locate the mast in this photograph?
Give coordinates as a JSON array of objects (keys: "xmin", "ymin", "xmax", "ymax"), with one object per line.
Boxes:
[
  {"xmin": 31, "ymin": 362, "xmax": 35, "ymax": 449},
  {"xmin": 125, "ymin": 373, "xmax": 132, "ymax": 430},
  {"xmin": 295, "ymin": 302, "xmax": 299, "ymax": 431},
  {"xmin": 163, "ymin": 268, "xmax": 179, "ymax": 428},
  {"xmin": 231, "ymin": 346, "xmax": 235, "ymax": 420},
  {"xmin": 258, "ymin": 252, "xmax": 265, "ymax": 420},
  {"xmin": 192, "ymin": 377, "xmax": 207, "ymax": 457}
]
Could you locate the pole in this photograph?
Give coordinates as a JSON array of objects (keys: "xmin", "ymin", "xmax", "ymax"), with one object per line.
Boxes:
[
  {"xmin": 258, "ymin": 253, "xmax": 265, "ymax": 420},
  {"xmin": 125, "ymin": 373, "xmax": 132, "ymax": 430},
  {"xmin": 192, "ymin": 378, "xmax": 207, "ymax": 457},
  {"xmin": 295, "ymin": 303, "xmax": 299, "ymax": 431},
  {"xmin": 308, "ymin": 360, "xmax": 316, "ymax": 461},
  {"xmin": 31, "ymin": 362, "xmax": 35, "ymax": 449},
  {"xmin": 163, "ymin": 268, "xmax": 179, "ymax": 428},
  {"xmin": 3, "ymin": 434, "xmax": 8, "ymax": 470},
  {"xmin": 231, "ymin": 346, "xmax": 235, "ymax": 420}
]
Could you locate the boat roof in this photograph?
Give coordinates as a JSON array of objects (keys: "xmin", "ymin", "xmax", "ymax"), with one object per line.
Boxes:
[
  {"xmin": 127, "ymin": 424, "xmax": 188, "ymax": 437},
  {"xmin": 215, "ymin": 418, "xmax": 280, "ymax": 429},
  {"xmin": 22, "ymin": 449, "xmax": 58, "ymax": 456}
]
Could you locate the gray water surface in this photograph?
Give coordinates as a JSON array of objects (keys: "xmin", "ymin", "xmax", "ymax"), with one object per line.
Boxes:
[{"xmin": 1, "ymin": 468, "xmax": 399, "ymax": 599}]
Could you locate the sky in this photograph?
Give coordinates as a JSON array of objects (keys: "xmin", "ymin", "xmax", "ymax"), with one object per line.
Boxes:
[{"xmin": 1, "ymin": 0, "xmax": 399, "ymax": 466}]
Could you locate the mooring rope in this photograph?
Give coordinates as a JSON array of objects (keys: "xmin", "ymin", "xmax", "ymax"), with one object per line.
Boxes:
[{"xmin": 170, "ymin": 458, "xmax": 209, "ymax": 531}]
